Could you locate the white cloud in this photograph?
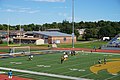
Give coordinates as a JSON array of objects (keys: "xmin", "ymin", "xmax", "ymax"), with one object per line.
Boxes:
[
  {"xmin": 28, "ymin": 10, "xmax": 40, "ymax": 13},
  {"xmin": 20, "ymin": 8, "xmax": 31, "ymax": 10},
  {"xmin": 6, "ymin": 9, "xmax": 15, "ymax": 12},
  {"xmin": 32, "ymin": 0, "xmax": 65, "ymax": 2},
  {"xmin": 54, "ymin": 6, "xmax": 67, "ymax": 9},
  {"xmin": 3, "ymin": 7, "xmax": 39, "ymax": 14},
  {"xmin": 58, "ymin": 12, "xmax": 67, "ymax": 17}
]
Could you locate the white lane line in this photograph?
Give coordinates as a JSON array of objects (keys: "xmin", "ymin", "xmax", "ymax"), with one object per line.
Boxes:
[
  {"xmin": 0, "ymin": 67, "xmax": 90, "ymax": 80},
  {"xmin": 105, "ymin": 74, "xmax": 120, "ymax": 80}
]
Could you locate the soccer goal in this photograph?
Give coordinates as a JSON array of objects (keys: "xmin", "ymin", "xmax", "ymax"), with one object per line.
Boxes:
[{"xmin": 9, "ymin": 46, "xmax": 30, "ymax": 55}]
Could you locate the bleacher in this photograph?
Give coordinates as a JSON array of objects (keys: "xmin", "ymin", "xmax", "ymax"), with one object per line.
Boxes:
[{"xmin": 101, "ymin": 34, "xmax": 120, "ymax": 50}]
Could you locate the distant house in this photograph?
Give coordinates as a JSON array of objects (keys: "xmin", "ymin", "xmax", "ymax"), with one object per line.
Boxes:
[
  {"xmin": 9, "ymin": 30, "xmax": 25, "ymax": 38},
  {"xmin": 77, "ymin": 29, "xmax": 85, "ymax": 35},
  {"xmin": 0, "ymin": 30, "xmax": 25, "ymax": 38},
  {"xmin": 0, "ymin": 30, "xmax": 8, "ymax": 39}
]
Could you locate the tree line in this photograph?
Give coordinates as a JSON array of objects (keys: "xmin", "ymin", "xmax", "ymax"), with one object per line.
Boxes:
[{"xmin": 0, "ymin": 20, "xmax": 120, "ymax": 40}]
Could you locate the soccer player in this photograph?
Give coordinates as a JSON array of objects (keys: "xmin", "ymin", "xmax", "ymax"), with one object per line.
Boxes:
[
  {"xmin": 71, "ymin": 50, "xmax": 76, "ymax": 56},
  {"xmin": 91, "ymin": 50, "xmax": 92, "ymax": 53},
  {"xmin": 8, "ymin": 70, "xmax": 12, "ymax": 79},
  {"xmin": 22, "ymin": 50, "xmax": 25, "ymax": 54},
  {"xmin": 63, "ymin": 52, "xmax": 68, "ymax": 60},
  {"xmin": 61, "ymin": 56, "xmax": 64, "ymax": 64},
  {"xmin": 103, "ymin": 58, "xmax": 106, "ymax": 64},
  {"xmin": 28, "ymin": 55, "xmax": 33, "ymax": 60},
  {"xmin": 93, "ymin": 46, "xmax": 96, "ymax": 51},
  {"xmin": 98, "ymin": 59, "xmax": 101, "ymax": 66},
  {"xmin": 30, "ymin": 55, "xmax": 33, "ymax": 60},
  {"xmin": 61, "ymin": 52, "xmax": 68, "ymax": 64}
]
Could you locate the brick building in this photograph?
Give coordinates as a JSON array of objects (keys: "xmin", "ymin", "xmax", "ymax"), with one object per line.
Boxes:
[{"xmin": 34, "ymin": 31, "xmax": 76, "ymax": 44}]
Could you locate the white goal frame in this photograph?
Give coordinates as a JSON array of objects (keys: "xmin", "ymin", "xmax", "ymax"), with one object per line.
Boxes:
[{"xmin": 10, "ymin": 46, "xmax": 30, "ymax": 55}]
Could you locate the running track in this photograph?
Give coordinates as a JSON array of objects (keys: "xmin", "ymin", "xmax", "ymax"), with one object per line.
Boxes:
[
  {"xmin": 52, "ymin": 48, "xmax": 120, "ymax": 53},
  {"xmin": 0, "ymin": 46, "xmax": 120, "ymax": 54}
]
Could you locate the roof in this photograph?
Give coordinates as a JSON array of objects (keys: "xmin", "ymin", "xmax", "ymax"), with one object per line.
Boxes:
[
  {"xmin": 34, "ymin": 31, "xmax": 72, "ymax": 37},
  {"xmin": 14, "ymin": 37, "xmax": 39, "ymax": 40},
  {"xmin": 46, "ymin": 28, "xmax": 60, "ymax": 31}
]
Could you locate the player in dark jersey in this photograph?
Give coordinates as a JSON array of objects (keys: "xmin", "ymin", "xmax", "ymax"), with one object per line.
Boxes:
[{"xmin": 8, "ymin": 70, "xmax": 12, "ymax": 79}]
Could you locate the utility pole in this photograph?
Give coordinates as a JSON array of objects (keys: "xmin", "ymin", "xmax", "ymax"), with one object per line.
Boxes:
[{"xmin": 72, "ymin": 0, "xmax": 74, "ymax": 48}]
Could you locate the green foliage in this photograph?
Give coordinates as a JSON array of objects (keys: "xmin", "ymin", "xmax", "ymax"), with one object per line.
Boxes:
[
  {"xmin": 0, "ymin": 20, "xmax": 120, "ymax": 40},
  {"xmin": 82, "ymin": 28, "xmax": 98, "ymax": 40},
  {"xmin": 98, "ymin": 26, "xmax": 116, "ymax": 38},
  {"xmin": 59, "ymin": 20, "xmax": 72, "ymax": 34}
]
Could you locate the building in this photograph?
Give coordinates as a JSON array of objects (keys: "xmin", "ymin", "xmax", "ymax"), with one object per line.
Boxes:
[
  {"xmin": 46, "ymin": 28, "xmax": 60, "ymax": 32},
  {"xmin": 0, "ymin": 30, "xmax": 8, "ymax": 40},
  {"xmin": 14, "ymin": 31, "xmax": 76, "ymax": 44},
  {"xmin": 33, "ymin": 31, "xmax": 76, "ymax": 44},
  {"xmin": 0, "ymin": 30, "xmax": 25, "ymax": 38},
  {"xmin": 77, "ymin": 29, "xmax": 85, "ymax": 35}
]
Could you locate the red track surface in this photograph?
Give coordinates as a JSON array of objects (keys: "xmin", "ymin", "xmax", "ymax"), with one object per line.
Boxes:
[
  {"xmin": 0, "ymin": 46, "xmax": 120, "ymax": 53},
  {"xmin": 52, "ymin": 48, "xmax": 120, "ymax": 53},
  {"xmin": 0, "ymin": 74, "xmax": 32, "ymax": 80}
]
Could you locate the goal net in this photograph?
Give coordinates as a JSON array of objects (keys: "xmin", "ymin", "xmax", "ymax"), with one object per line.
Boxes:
[{"xmin": 10, "ymin": 46, "xmax": 30, "ymax": 55}]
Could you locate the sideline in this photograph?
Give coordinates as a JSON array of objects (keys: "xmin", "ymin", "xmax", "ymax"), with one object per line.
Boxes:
[{"xmin": 0, "ymin": 67, "xmax": 89, "ymax": 80}]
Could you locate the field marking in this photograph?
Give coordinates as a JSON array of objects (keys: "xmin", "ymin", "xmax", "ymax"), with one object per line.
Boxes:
[
  {"xmin": 10, "ymin": 62, "xmax": 22, "ymax": 64},
  {"xmin": 17, "ymin": 53, "xmax": 102, "ymax": 77},
  {"xmin": 69, "ymin": 68, "xmax": 85, "ymax": 72},
  {"xmin": 26, "ymin": 53, "xmax": 96, "ymax": 71},
  {"xmin": 37, "ymin": 65, "xmax": 51, "ymax": 68},
  {"xmin": 105, "ymin": 73, "xmax": 120, "ymax": 80},
  {"xmin": 0, "ymin": 71, "xmax": 6, "ymax": 74},
  {"xmin": 1, "ymin": 52, "xmax": 119, "ymax": 80},
  {"xmin": 79, "ymin": 62, "xmax": 120, "ymax": 79},
  {"xmin": 0, "ymin": 67, "xmax": 90, "ymax": 80}
]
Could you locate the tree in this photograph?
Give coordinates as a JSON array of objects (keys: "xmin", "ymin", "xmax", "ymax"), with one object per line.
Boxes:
[
  {"xmin": 82, "ymin": 29, "xmax": 92, "ymax": 40},
  {"xmin": 98, "ymin": 26, "xmax": 116, "ymax": 38},
  {"xmin": 59, "ymin": 20, "xmax": 72, "ymax": 34}
]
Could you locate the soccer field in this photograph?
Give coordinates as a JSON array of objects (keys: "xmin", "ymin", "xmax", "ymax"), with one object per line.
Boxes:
[{"xmin": 0, "ymin": 51, "xmax": 120, "ymax": 80}]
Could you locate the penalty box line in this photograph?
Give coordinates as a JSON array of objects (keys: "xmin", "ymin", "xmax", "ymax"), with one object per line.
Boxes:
[{"xmin": 0, "ymin": 67, "xmax": 90, "ymax": 80}]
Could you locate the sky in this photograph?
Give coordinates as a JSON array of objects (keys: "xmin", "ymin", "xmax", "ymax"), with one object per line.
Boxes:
[{"xmin": 0, "ymin": 0, "xmax": 120, "ymax": 25}]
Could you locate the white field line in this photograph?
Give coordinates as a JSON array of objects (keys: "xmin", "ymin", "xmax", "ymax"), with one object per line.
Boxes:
[
  {"xmin": 1, "ymin": 52, "xmax": 119, "ymax": 80},
  {"xmin": 19, "ymin": 53, "xmax": 108, "ymax": 76},
  {"xmin": 79, "ymin": 63, "xmax": 120, "ymax": 78},
  {"xmin": 0, "ymin": 67, "xmax": 89, "ymax": 80},
  {"xmin": 105, "ymin": 74, "xmax": 120, "ymax": 80},
  {"xmin": 23, "ymin": 54, "xmax": 98, "ymax": 78},
  {"xmin": 18, "ymin": 53, "xmax": 84, "ymax": 70},
  {"xmin": 25, "ymin": 54, "xmax": 96, "ymax": 71},
  {"xmin": 59, "ymin": 56, "xmax": 120, "ymax": 79}
]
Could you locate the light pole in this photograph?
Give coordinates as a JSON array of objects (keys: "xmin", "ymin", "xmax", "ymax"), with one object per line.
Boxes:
[{"xmin": 72, "ymin": 0, "xmax": 74, "ymax": 48}]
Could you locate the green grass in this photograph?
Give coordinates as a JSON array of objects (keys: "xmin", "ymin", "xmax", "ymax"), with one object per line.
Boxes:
[
  {"xmin": 58, "ymin": 41, "xmax": 107, "ymax": 48},
  {"xmin": 0, "ymin": 52, "xmax": 120, "ymax": 80},
  {"xmin": 0, "ymin": 41, "xmax": 108, "ymax": 53}
]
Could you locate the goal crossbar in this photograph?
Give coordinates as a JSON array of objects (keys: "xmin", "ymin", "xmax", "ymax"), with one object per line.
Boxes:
[{"xmin": 10, "ymin": 46, "xmax": 30, "ymax": 55}]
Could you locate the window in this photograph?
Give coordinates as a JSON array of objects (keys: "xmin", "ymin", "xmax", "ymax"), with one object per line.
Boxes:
[{"xmin": 63, "ymin": 37, "xmax": 66, "ymax": 41}]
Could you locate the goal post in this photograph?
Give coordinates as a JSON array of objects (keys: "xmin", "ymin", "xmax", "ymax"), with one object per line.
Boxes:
[{"xmin": 9, "ymin": 46, "xmax": 30, "ymax": 55}]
